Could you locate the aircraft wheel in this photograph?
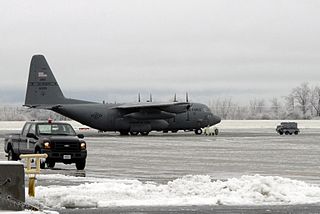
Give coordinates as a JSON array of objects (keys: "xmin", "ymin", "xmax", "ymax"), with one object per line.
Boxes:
[
  {"xmin": 130, "ymin": 131, "xmax": 139, "ymax": 136},
  {"xmin": 120, "ymin": 131, "xmax": 129, "ymax": 136},
  {"xmin": 140, "ymin": 132, "xmax": 149, "ymax": 136},
  {"xmin": 195, "ymin": 129, "xmax": 202, "ymax": 135}
]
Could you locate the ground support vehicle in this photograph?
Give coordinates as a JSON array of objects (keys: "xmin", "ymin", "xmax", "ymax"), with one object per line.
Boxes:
[
  {"xmin": 276, "ymin": 122, "xmax": 300, "ymax": 135},
  {"xmin": 203, "ymin": 126, "xmax": 219, "ymax": 136}
]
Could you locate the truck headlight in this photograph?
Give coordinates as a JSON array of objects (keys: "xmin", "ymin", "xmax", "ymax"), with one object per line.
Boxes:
[
  {"xmin": 44, "ymin": 142, "xmax": 51, "ymax": 149},
  {"xmin": 80, "ymin": 142, "xmax": 86, "ymax": 150}
]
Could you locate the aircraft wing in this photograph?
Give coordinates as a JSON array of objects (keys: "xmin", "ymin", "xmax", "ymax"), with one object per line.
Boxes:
[
  {"xmin": 114, "ymin": 102, "xmax": 190, "ymax": 110},
  {"xmin": 113, "ymin": 102, "xmax": 191, "ymax": 120}
]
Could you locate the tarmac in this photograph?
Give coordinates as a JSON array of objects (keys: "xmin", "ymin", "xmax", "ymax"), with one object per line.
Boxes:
[{"xmin": 1, "ymin": 128, "xmax": 320, "ymax": 213}]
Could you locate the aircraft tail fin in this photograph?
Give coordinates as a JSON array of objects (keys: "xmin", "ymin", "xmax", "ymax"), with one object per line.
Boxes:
[{"xmin": 24, "ymin": 55, "xmax": 66, "ymax": 108}]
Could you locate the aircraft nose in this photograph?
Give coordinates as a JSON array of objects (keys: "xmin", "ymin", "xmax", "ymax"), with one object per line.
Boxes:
[
  {"xmin": 210, "ymin": 114, "xmax": 221, "ymax": 125},
  {"xmin": 214, "ymin": 115, "xmax": 221, "ymax": 124}
]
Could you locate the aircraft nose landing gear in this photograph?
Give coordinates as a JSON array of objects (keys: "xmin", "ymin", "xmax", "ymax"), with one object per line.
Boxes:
[{"xmin": 194, "ymin": 129, "xmax": 203, "ymax": 135}]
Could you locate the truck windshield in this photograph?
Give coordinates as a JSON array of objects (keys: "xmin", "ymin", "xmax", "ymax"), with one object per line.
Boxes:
[{"xmin": 37, "ymin": 124, "xmax": 76, "ymax": 136}]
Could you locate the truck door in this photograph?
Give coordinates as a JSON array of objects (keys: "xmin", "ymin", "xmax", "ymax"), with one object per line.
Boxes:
[
  {"xmin": 19, "ymin": 123, "xmax": 31, "ymax": 154},
  {"xmin": 26, "ymin": 124, "xmax": 37, "ymax": 153}
]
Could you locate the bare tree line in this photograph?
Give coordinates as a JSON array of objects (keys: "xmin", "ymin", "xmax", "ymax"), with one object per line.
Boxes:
[
  {"xmin": 210, "ymin": 83, "xmax": 320, "ymax": 120},
  {"xmin": 0, "ymin": 107, "xmax": 69, "ymax": 121}
]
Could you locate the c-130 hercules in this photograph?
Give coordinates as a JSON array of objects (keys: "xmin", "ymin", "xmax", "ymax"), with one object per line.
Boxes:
[{"xmin": 24, "ymin": 55, "xmax": 221, "ymax": 136}]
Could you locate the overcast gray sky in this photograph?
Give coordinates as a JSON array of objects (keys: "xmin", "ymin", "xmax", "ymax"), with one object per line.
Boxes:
[{"xmin": 1, "ymin": 0, "xmax": 320, "ymax": 105}]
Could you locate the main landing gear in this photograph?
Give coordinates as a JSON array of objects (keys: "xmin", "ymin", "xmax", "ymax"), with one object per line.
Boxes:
[{"xmin": 120, "ymin": 131, "xmax": 150, "ymax": 136}]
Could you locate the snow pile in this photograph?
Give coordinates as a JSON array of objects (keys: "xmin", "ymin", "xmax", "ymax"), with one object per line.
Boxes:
[{"xmin": 27, "ymin": 174, "xmax": 320, "ymax": 208}]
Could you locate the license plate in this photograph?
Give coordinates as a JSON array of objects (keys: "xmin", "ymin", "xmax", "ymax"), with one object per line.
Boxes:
[{"xmin": 63, "ymin": 155, "xmax": 71, "ymax": 160}]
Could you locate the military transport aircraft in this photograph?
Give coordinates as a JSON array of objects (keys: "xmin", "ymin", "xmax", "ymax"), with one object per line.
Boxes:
[{"xmin": 24, "ymin": 55, "xmax": 221, "ymax": 135}]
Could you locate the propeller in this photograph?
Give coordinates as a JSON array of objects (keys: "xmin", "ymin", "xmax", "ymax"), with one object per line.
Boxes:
[
  {"xmin": 186, "ymin": 92, "xmax": 190, "ymax": 121},
  {"xmin": 173, "ymin": 93, "xmax": 177, "ymax": 102}
]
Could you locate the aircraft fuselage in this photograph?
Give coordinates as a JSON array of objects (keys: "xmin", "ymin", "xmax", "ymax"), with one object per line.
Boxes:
[{"xmin": 54, "ymin": 102, "xmax": 220, "ymax": 133}]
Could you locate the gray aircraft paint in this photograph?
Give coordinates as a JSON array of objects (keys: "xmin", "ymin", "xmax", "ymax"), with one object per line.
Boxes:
[{"xmin": 24, "ymin": 55, "xmax": 221, "ymax": 135}]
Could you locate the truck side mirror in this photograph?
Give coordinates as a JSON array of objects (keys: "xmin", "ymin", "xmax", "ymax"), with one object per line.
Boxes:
[
  {"xmin": 77, "ymin": 134, "xmax": 84, "ymax": 139},
  {"xmin": 26, "ymin": 133, "xmax": 38, "ymax": 139}
]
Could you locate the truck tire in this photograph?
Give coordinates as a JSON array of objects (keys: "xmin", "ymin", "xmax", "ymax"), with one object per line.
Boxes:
[
  {"xmin": 294, "ymin": 131, "xmax": 299, "ymax": 135},
  {"xmin": 279, "ymin": 131, "xmax": 283, "ymax": 135},
  {"xmin": 285, "ymin": 131, "xmax": 290, "ymax": 135},
  {"xmin": 76, "ymin": 159, "xmax": 86, "ymax": 170},
  {"xmin": 7, "ymin": 148, "xmax": 18, "ymax": 161},
  {"xmin": 47, "ymin": 161, "xmax": 55, "ymax": 168},
  {"xmin": 215, "ymin": 128, "xmax": 219, "ymax": 136}
]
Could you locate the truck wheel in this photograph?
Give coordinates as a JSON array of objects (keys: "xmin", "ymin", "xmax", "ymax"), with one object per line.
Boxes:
[
  {"xmin": 294, "ymin": 131, "xmax": 299, "ymax": 135},
  {"xmin": 7, "ymin": 148, "xmax": 18, "ymax": 161},
  {"xmin": 47, "ymin": 161, "xmax": 55, "ymax": 168},
  {"xmin": 36, "ymin": 150, "xmax": 46, "ymax": 169},
  {"xmin": 279, "ymin": 131, "xmax": 283, "ymax": 135},
  {"xmin": 215, "ymin": 128, "xmax": 219, "ymax": 136},
  {"xmin": 285, "ymin": 131, "xmax": 289, "ymax": 135},
  {"xmin": 195, "ymin": 129, "xmax": 202, "ymax": 135},
  {"xmin": 76, "ymin": 159, "xmax": 86, "ymax": 170}
]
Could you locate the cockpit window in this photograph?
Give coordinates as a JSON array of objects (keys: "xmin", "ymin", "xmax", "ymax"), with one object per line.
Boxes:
[
  {"xmin": 37, "ymin": 124, "xmax": 76, "ymax": 136},
  {"xmin": 203, "ymin": 107, "xmax": 210, "ymax": 112}
]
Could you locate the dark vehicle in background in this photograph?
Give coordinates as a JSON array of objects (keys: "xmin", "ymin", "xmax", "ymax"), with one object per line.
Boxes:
[
  {"xmin": 276, "ymin": 122, "xmax": 300, "ymax": 135},
  {"xmin": 4, "ymin": 121, "xmax": 87, "ymax": 170}
]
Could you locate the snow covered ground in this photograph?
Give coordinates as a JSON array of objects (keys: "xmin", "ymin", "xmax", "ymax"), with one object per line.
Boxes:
[
  {"xmin": 26, "ymin": 174, "xmax": 320, "ymax": 209},
  {"xmin": 1, "ymin": 120, "xmax": 320, "ymax": 211}
]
